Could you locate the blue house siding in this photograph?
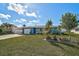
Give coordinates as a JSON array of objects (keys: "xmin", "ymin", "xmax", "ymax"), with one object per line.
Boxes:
[
  {"xmin": 30, "ymin": 28, "xmax": 36, "ymax": 34},
  {"xmin": 30, "ymin": 28, "xmax": 43, "ymax": 34}
]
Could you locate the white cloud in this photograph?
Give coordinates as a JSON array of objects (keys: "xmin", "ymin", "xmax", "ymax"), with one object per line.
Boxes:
[
  {"xmin": 17, "ymin": 24, "xmax": 23, "ymax": 27},
  {"xmin": 26, "ymin": 20, "xmax": 39, "ymax": 26},
  {"xmin": 26, "ymin": 12, "xmax": 37, "ymax": 18},
  {"xmin": 38, "ymin": 15, "xmax": 41, "ymax": 18},
  {"xmin": 21, "ymin": 18, "xmax": 27, "ymax": 22},
  {"xmin": 7, "ymin": 3, "xmax": 40, "ymax": 18},
  {"xmin": 14, "ymin": 18, "xmax": 27, "ymax": 23},
  {"xmin": 29, "ymin": 20, "xmax": 39, "ymax": 23},
  {"xmin": 27, "ymin": 20, "xmax": 39, "ymax": 26},
  {"xmin": 14, "ymin": 18, "xmax": 39, "ymax": 24},
  {"xmin": 8, "ymin": 3, "xmax": 26, "ymax": 15},
  {"xmin": 13, "ymin": 17, "xmax": 40, "ymax": 26},
  {"xmin": 24, "ymin": 5, "xmax": 28, "ymax": 9},
  {"xmin": 0, "ymin": 13, "xmax": 11, "ymax": 19},
  {"xmin": 15, "ymin": 19, "xmax": 22, "ymax": 23}
]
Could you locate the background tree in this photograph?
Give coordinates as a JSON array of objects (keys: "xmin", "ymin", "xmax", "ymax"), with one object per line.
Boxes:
[
  {"xmin": 61, "ymin": 13, "xmax": 78, "ymax": 38},
  {"xmin": 78, "ymin": 20, "xmax": 79, "ymax": 25},
  {"xmin": 45, "ymin": 19, "xmax": 53, "ymax": 34},
  {"xmin": 0, "ymin": 29, "xmax": 2, "ymax": 34},
  {"xmin": 57, "ymin": 25, "xmax": 62, "ymax": 31},
  {"xmin": 1, "ymin": 23, "xmax": 16, "ymax": 33}
]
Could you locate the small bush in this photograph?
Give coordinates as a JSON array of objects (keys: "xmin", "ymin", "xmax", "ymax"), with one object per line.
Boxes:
[
  {"xmin": 0, "ymin": 29, "xmax": 3, "ymax": 35},
  {"xmin": 0, "ymin": 29, "xmax": 2, "ymax": 33}
]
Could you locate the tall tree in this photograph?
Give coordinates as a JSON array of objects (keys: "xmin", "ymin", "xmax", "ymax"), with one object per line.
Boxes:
[
  {"xmin": 61, "ymin": 13, "xmax": 78, "ymax": 35},
  {"xmin": 45, "ymin": 19, "xmax": 53, "ymax": 34},
  {"xmin": 1, "ymin": 23, "xmax": 16, "ymax": 32},
  {"xmin": 57, "ymin": 25, "xmax": 61, "ymax": 31}
]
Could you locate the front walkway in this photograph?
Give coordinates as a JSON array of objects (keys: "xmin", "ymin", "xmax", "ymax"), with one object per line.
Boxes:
[{"xmin": 0, "ymin": 34, "xmax": 23, "ymax": 40}]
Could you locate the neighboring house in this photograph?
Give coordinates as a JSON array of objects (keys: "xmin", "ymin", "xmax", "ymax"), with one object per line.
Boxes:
[{"xmin": 71, "ymin": 26, "xmax": 79, "ymax": 34}]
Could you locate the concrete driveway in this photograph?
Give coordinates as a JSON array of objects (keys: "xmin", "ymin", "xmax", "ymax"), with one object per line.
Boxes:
[{"xmin": 0, "ymin": 34, "xmax": 23, "ymax": 40}]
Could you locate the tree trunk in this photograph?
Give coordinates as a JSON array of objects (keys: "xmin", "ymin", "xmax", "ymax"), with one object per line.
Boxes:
[{"xmin": 68, "ymin": 30, "xmax": 71, "ymax": 40}]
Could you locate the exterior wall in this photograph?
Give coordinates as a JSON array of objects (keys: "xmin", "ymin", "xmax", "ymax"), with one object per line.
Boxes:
[
  {"xmin": 14, "ymin": 30, "xmax": 22, "ymax": 34},
  {"xmin": 12, "ymin": 27, "xmax": 45, "ymax": 34},
  {"xmin": 71, "ymin": 30, "xmax": 79, "ymax": 34},
  {"xmin": 24, "ymin": 29, "xmax": 31, "ymax": 34},
  {"xmin": 12, "ymin": 28, "xmax": 22, "ymax": 34},
  {"xmin": 12, "ymin": 28, "xmax": 31, "ymax": 34},
  {"xmin": 71, "ymin": 26, "xmax": 79, "ymax": 34},
  {"xmin": 30, "ymin": 28, "xmax": 36, "ymax": 34},
  {"xmin": 36, "ymin": 28, "xmax": 43, "ymax": 34}
]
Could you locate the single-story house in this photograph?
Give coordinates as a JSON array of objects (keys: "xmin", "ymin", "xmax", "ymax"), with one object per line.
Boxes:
[
  {"xmin": 12, "ymin": 26, "xmax": 45, "ymax": 34},
  {"xmin": 12, "ymin": 26, "xmax": 66, "ymax": 35}
]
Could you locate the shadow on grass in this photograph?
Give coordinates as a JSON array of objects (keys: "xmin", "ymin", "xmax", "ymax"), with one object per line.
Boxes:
[
  {"xmin": 46, "ymin": 34, "xmax": 79, "ymax": 51},
  {"xmin": 48, "ymin": 41, "xmax": 65, "ymax": 50},
  {"xmin": 47, "ymin": 37, "xmax": 79, "ymax": 50},
  {"xmin": 48, "ymin": 39, "xmax": 79, "ymax": 50},
  {"xmin": 60, "ymin": 42, "xmax": 79, "ymax": 49}
]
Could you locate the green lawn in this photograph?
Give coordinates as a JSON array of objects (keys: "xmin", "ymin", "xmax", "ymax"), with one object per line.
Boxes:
[{"xmin": 0, "ymin": 34, "xmax": 79, "ymax": 56}]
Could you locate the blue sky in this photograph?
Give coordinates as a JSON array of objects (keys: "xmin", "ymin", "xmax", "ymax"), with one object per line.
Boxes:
[{"xmin": 0, "ymin": 3, "xmax": 79, "ymax": 27}]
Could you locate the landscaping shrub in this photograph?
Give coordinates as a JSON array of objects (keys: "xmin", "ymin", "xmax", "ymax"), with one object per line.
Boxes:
[{"xmin": 0, "ymin": 29, "xmax": 3, "ymax": 35}]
